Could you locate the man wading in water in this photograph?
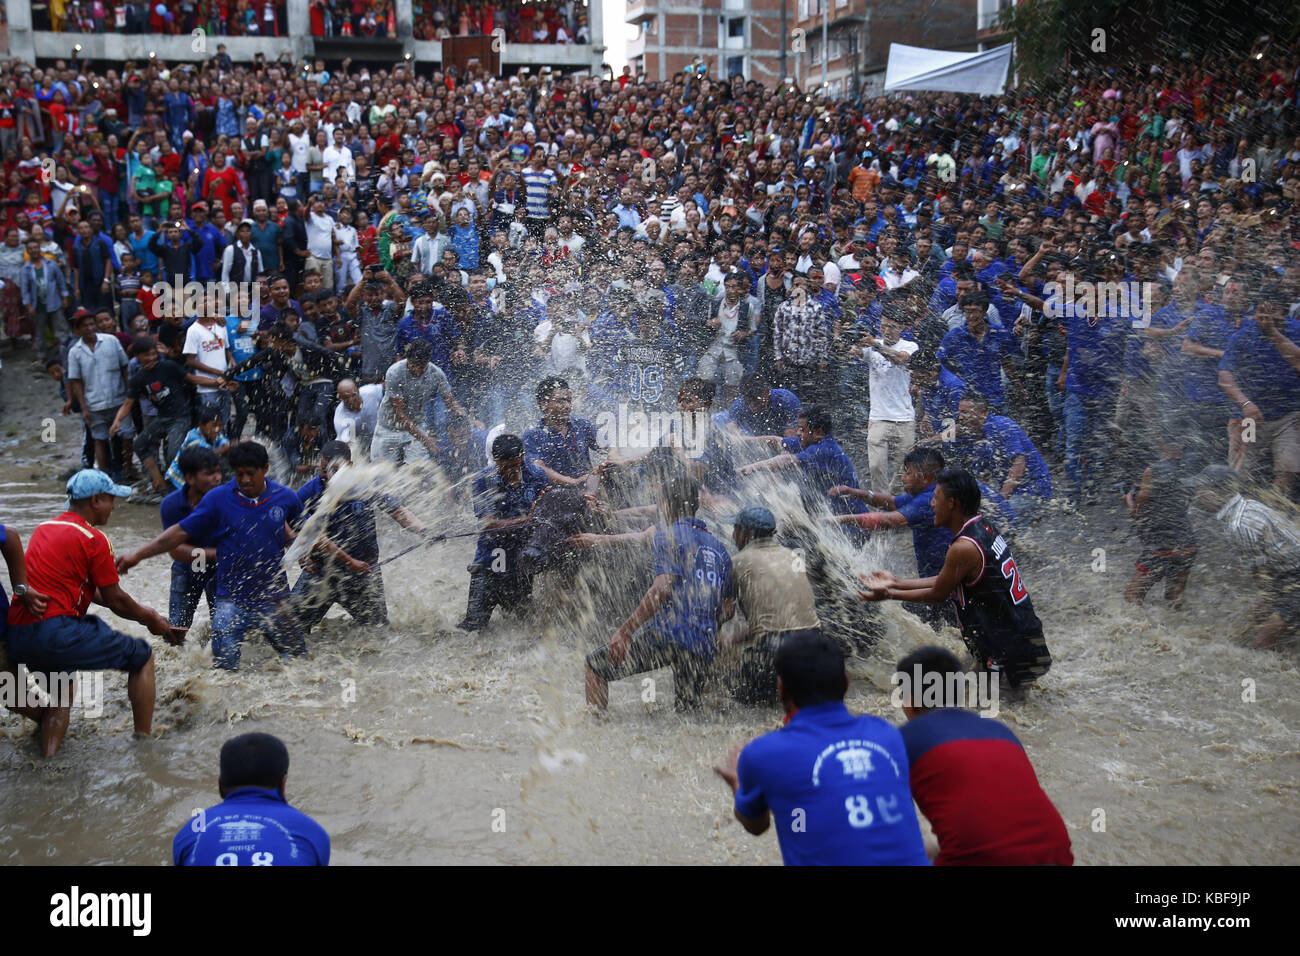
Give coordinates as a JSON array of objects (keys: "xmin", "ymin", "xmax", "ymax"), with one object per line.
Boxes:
[{"xmin": 858, "ymin": 468, "xmax": 1051, "ymax": 688}]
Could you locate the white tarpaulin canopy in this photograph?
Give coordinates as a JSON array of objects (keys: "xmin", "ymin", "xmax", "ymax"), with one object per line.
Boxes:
[{"xmin": 883, "ymin": 43, "xmax": 1012, "ymax": 96}]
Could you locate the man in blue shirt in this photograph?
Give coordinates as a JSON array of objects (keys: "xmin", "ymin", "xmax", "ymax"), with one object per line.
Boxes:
[
  {"xmin": 585, "ymin": 475, "xmax": 734, "ymax": 712},
  {"xmin": 909, "ymin": 352, "xmax": 967, "ymax": 438},
  {"xmin": 738, "ymin": 405, "xmax": 869, "ymax": 518},
  {"xmin": 118, "ymin": 441, "xmax": 308, "ymax": 670},
  {"xmin": 459, "ymin": 434, "xmax": 550, "ymax": 632},
  {"xmin": 174, "ymin": 732, "xmax": 329, "ymax": 866},
  {"xmin": 1053, "ymin": 264, "xmax": 1126, "ymax": 502},
  {"xmin": 719, "ymin": 373, "xmax": 802, "ymax": 437},
  {"xmin": 393, "ymin": 280, "xmax": 463, "ymax": 380},
  {"xmin": 159, "ymin": 446, "xmax": 223, "ymax": 641},
  {"xmin": 291, "ymin": 441, "xmax": 433, "ymax": 633},
  {"xmin": 1180, "ymin": 279, "xmax": 1245, "ymax": 469},
  {"xmin": 831, "ymin": 447, "xmax": 958, "ymax": 629},
  {"xmin": 522, "ymin": 376, "xmax": 603, "ymax": 489},
  {"xmin": 714, "ymin": 630, "xmax": 929, "ymax": 866},
  {"xmin": 937, "ymin": 291, "xmax": 1019, "ymax": 411},
  {"xmin": 1218, "ymin": 286, "xmax": 1300, "ymax": 500},
  {"xmin": 186, "ymin": 203, "xmax": 226, "ymax": 283},
  {"xmin": 953, "ymin": 392, "xmax": 1053, "ymax": 523}
]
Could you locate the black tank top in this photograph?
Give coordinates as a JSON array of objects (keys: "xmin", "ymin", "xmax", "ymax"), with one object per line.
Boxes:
[{"xmin": 952, "ymin": 514, "xmax": 1051, "ymax": 686}]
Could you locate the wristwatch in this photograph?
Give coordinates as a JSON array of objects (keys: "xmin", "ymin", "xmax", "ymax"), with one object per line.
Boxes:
[{"xmin": 13, "ymin": 584, "xmax": 27, "ymax": 598}]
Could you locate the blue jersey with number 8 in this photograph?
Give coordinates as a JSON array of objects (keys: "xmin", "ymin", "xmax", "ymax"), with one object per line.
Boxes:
[{"xmin": 174, "ymin": 787, "xmax": 330, "ymax": 866}]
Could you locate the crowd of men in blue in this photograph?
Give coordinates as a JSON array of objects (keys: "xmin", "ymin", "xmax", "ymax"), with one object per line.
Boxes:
[{"xmin": 5, "ymin": 33, "xmax": 1300, "ymax": 864}]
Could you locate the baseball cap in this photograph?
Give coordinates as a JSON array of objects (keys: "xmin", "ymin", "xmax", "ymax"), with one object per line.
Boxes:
[
  {"xmin": 730, "ymin": 505, "xmax": 777, "ymax": 536},
  {"xmin": 67, "ymin": 469, "xmax": 133, "ymax": 501}
]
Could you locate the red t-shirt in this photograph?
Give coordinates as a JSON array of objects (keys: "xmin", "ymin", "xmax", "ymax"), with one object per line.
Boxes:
[
  {"xmin": 901, "ymin": 708, "xmax": 1073, "ymax": 866},
  {"xmin": 159, "ymin": 153, "xmax": 183, "ymax": 181},
  {"xmin": 204, "ymin": 166, "xmax": 241, "ymax": 218},
  {"xmin": 7, "ymin": 511, "xmax": 120, "ymax": 626}
]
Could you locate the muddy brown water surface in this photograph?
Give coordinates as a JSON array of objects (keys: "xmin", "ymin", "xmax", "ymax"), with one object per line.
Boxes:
[{"xmin": 0, "ymin": 347, "xmax": 1297, "ymax": 865}]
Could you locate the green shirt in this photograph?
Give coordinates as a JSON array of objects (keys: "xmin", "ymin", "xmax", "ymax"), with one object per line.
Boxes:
[{"xmin": 134, "ymin": 167, "xmax": 158, "ymax": 215}]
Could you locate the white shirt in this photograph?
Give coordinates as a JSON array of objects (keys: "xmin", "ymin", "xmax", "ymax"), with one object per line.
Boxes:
[
  {"xmin": 322, "ymin": 145, "xmax": 356, "ymax": 183},
  {"xmin": 334, "ymin": 223, "xmax": 359, "ymax": 257},
  {"xmin": 306, "ymin": 212, "xmax": 335, "ymax": 259},
  {"xmin": 183, "ymin": 320, "xmax": 230, "ymax": 394},
  {"xmin": 864, "ymin": 338, "xmax": 919, "ymax": 421},
  {"xmin": 289, "ymin": 131, "xmax": 311, "ymax": 174},
  {"xmin": 334, "ymin": 383, "xmax": 384, "ymax": 445},
  {"xmin": 558, "ymin": 232, "xmax": 585, "ymax": 260}
]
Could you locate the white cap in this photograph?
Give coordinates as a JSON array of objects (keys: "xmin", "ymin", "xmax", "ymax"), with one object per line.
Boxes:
[{"xmin": 822, "ymin": 261, "xmax": 841, "ymax": 288}]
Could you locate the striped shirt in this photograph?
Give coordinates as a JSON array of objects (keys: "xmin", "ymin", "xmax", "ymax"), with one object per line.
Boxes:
[
  {"xmin": 521, "ymin": 165, "xmax": 557, "ymax": 220},
  {"xmin": 1214, "ymin": 494, "xmax": 1300, "ymax": 573}
]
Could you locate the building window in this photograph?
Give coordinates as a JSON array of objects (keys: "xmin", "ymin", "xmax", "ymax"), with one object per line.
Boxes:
[
  {"xmin": 728, "ymin": 17, "xmax": 745, "ymax": 38},
  {"xmin": 798, "ymin": 0, "xmax": 810, "ymax": 19},
  {"xmin": 727, "ymin": 55, "xmax": 745, "ymax": 78}
]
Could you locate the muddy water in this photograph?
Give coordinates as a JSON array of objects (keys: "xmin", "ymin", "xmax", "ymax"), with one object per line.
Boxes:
[{"xmin": 0, "ymin": 355, "xmax": 1297, "ymax": 865}]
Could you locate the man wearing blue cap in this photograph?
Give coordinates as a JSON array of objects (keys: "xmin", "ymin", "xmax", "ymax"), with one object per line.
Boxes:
[
  {"xmin": 5, "ymin": 470, "xmax": 174, "ymax": 757},
  {"xmin": 725, "ymin": 505, "xmax": 821, "ymax": 706}
]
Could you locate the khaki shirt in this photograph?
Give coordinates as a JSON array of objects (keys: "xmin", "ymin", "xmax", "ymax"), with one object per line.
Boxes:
[{"xmin": 732, "ymin": 536, "xmax": 820, "ymax": 642}]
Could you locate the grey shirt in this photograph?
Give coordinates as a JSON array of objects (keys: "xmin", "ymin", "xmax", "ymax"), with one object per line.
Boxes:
[
  {"xmin": 67, "ymin": 333, "xmax": 129, "ymax": 412},
  {"xmin": 377, "ymin": 359, "xmax": 454, "ymax": 431},
  {"xmin": 359, "ymin": 303, "xmax": 402, "ymax": 380}
]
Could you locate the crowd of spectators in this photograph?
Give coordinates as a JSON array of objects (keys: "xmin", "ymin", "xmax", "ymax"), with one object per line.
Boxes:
[
  {"xmin": 29, "ymin": 0, "xmax": 587, "ymax": 41},
  {"xmin": 0, "ymin": 41, "xmax": 1298, "ymax": 552},
  {"xmin": 33, "ymin": 1, "xmax": 289, "ymax": 35}
]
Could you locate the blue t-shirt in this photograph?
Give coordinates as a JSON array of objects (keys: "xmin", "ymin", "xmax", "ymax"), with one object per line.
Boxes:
[
  {"xmin": 937, "ymin": 326, "xmax": 1017, "ymax": 406},
  {"xmin": 1063, "ymin": 304, "xmax": 1125, "ymax": 398},
  {"xmin": 894, "ymin": 485, "xmax": 954, "ymax": 577},
  {"xmin": 974, "ymin": 415, "xmax": 1052, "ymax": 499},
  {"xmin": 1183, "ymin": 305, "xmax": 1239, "ymax": 404},
  {"xmin": 795, "ymin": 437, "xmax": 869, "ymax": 515},
  {"xmin": 1219, "ymin": 318, "xmax": 1300, "ymax": 421},
  {"xmin": 470, "ymin": 461, "xmax": 550, "ymax": 566},
  {"xmin": 161, "ymin": 487, "xmax": 218, "ymax": 573},
  {"xmin": 723, "ymin": 388, "xmax": 802, "ymax": 436},
  {"xmin": 226, "ymin": 315, "xmax": 264, "ymax": 382},
  {"xmin": 178, "ymin": 479, "xmax": 303, "ymax": 605},
  {"xmin": 297, "ymin": 475, "xmax": 400, "ymax": 567},
  {"xmin": 922, "ymin": 367, "xmax": 967, "ymax": 433},
  {"xmin": 393, "ymin": 311, "xmax": 463, "ymax": 375},
  {"xmin": 734, "ymin": 701, "xmax": 930, "ymax": 866},
  {"xmin": 173, "ymin": 787, "xmax": 330, "ymax": 866},
  {"xmin": 166, "ymin": 428, "xmax": 231, "ymax": 489},
  {"xmin": 522, "ymin": 418, "xmax": 601, "ymax": 480},
  {"xmin": 649, "ymin": 517, "xmax": 734, "ymax": 660}
]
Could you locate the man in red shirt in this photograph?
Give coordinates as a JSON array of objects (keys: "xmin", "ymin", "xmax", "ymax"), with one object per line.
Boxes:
[
  {"xmin": 895, "ymin": 645, "xmax": 1073, "ymax": 865},
  {"xmin": 4, "ymin": 470, "xmax": 174, "ymax": 758}
]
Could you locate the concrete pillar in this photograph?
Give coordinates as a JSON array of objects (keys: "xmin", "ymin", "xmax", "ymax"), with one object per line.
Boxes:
[
  {"xmin": 586, "ymin": 0, "xmax": 603, "ymax": 73},
  {"xmin": 286, "ymin": 0, "xmax": 311, "ymax": 60},
  {"xmin": 395, "ymin": 0, "xmax": 413, "ymax": 45},
  {"xmin": 7, "ymin": 0, "xmax": 38, "ymax": 65}
]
